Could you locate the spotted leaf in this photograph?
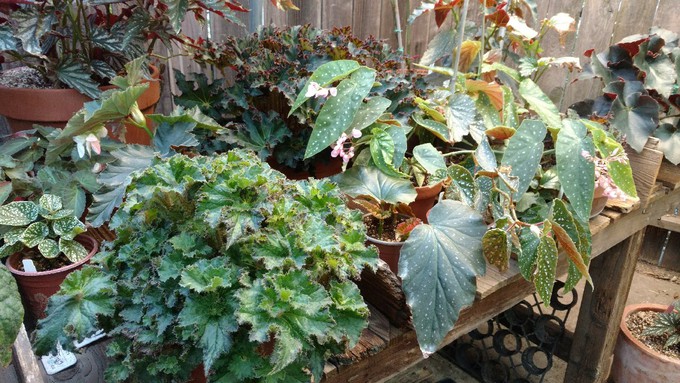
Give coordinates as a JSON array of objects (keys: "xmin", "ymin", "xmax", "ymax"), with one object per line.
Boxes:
[
  {"xmin": 0, "ymin": 201, "xmax": 39, "ymax": 226},
  {"xmin": 501, "ymin": 120, "xmax": 546, "ymax": 199},
  {"xmin": 482, "ymin": 228, "xmax": 510, "ymax": 272},
  {"xmin": 290, "ymin": 60, "xmax": 361, "ymax": 116},
  {"xmin": 399, "ymin": 200, "xmax": 487, "ymax": 355},
  {"xmin": 556, "ymin": 119, "xmax": 596, "ymax": 221},
  {"xmin": 534, "ymin": 222, "xmax": 558, "ymax": 306}
]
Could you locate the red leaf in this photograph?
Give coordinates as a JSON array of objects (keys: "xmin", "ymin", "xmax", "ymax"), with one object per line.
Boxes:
[
  {"xmin": 583, "ymin": 48, "xmax": 594, "ymax": 58},
  {"xmin": 225, "ymin": 1, "xmax": 248, "ymax": 12},
  {"xmin": 615, "ymin": 34, "xmax": 650, "ymax": 58},
  {"xmin": 485, "ymin": 9, "xmax": 509, "ymax": 26}
]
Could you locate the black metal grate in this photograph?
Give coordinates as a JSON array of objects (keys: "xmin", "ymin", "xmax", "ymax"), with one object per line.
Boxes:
[{"xmin": 440, "ymin": 281, "xmax": 578, "ymax": 383}]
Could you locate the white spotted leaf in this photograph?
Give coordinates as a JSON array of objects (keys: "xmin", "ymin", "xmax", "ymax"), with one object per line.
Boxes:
[
  {"xmin": 501, "ymin": 120, "xmax": 546, "ymax": 199},
  {"xmin": 534, "ymin": 222, "xmax": 558, "ymax": 306},
  {"xmin": 289, "ymin": 60, "xmax": 361, "ymax": 116},
  {"xmin": 518, "ymin": 79, "xmax": 562, "ymax": 130},
  {"xmin": 399, "ymin": 200, "xmax": 487, "ymax": 355},
  {"xmin": 304, "ymin": 67, "xmax": 376, "ymax": 159},
  {"xmin": 556, "ymin": 119, "xmax": 595, "ymax": 221},
  {"xmin": 59, "ymin": 238, "xmax": 89, "ymax": 263},
  {"xmin": 0, "ymin": 202, "xmax": 39, "ymax": 226},
  {"xmin": 482, "ymin": 228, "xmax": 510, "ymax": 272}
]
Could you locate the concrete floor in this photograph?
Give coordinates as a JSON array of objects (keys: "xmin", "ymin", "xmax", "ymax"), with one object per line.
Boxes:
[{"xmin": 387, "ymin": 260, "xmax": 680, "ymax": 383}]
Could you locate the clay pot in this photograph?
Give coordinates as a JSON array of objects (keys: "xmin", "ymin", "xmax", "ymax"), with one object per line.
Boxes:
[
  {"xmin": 187, "ymin": 365, "xmax": 207, "ymax": 383},
  {"xmin": 0, "ymin": 65, "xmax": 161, "ymax": 145},
  {"xmin": 410, "ymin": 181, "xmax": 444, "ymax": 223},
  {"xmin": 6, "ymin": 235, "xmax": 99, "ymax": 325},
  {"xmin": 267, "ymin": 156, "xmax": 343, "ymax": 180},
  {"xmin": 610, "ymin": 303, "xmax": 680, "ymax": 382},
  {"xmin": 366, "ymin": 236, "xmax": 404, "ymax": 275},
  {"xmin": 590, "ymin": 184, "xmax": 608, "ymax": 218}
]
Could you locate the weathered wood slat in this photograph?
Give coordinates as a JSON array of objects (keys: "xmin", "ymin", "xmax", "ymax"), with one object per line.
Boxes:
[
  {"xmin": 657, "ymin": 160, "xmax": 680, "ymax": 190},
  {"xmin": 12, "ymin": 326, "xmax": 42, "ymax": 383},
  {"xmin": 626, "ymin": 138, "xmax": 664, "ymax": 208},
  {"xmin": 652, "ymin": 214, "xmax": 680, "ymax": 233}
]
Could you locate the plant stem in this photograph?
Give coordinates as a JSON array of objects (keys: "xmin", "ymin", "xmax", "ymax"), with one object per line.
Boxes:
[
  {"xmin": 390, "ymin": 0, "xmax": 406, "ymax": 70},
  {"xmin": 450, "ymin": 0, "xmax": 470, "ymax": 97}
]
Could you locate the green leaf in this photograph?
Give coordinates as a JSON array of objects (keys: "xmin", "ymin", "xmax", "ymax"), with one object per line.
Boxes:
[
  {"xmin": 163, "ymin": 0, "xmax": 190, "ymax": 33},
  {"xmin": 419, "ymin": 28, "xmax": 456, "ymax": 66},
  {"xmin": 90, "ymin": 60, "xmax": 117, "ymax": 80},
  {"xmin": 38, "ymin": 194, "xmax": 63, "ymax": 214},
  {"xmin": 152, "ymin": 120, "xmax": 199, "ymax": 157},
  {"xmin": 52, "ymin": 215, "xmax": 86, "ymax": 240},
  {"xmin": 518, "ymin": 227, "xmax": 540, "ymax": 280},
  {"xmin": 556, "ymin": 119, "xmax": 595, "ymax": 221},
  {"xmin": 445, "ymin": 164, "xmax": 477, "ymax": 207},
  {"xmin": 447, "ymin": 94, "xmax": 477, "ymax": 142},
  {"xmin": 305, "ymin": 67, "xmax": 376, "ymax": 159},
  {"xmin": 519, "ymin": 79, "xmax": 562, "ymax": 130},
  {"xmin": 399, "ymin": 200, "xmax": 487, "ymax": 355},
  {"xmin": 634, "ymin": 39, "xmax": 677, "ymax": 97},
  {"xmin": 413, "ymin": 144, "xmax": 446, "ymax": 175},
  {"xmin": 34, "ymin": 267, "xmax": 115, "ymax": 355},
  {"xmin": 534, "ymin": 223, "xmax": 558, "ymax": 306},
  {"xmin": 335, "ymin": 166, "xmax": 417, "ymax": 204},
  {"xmin": 655, "ymin": 124, "xmax": 680, "ymax": 165},
  {"xmin": 0, "ymin": 201, "xmax": 39, "ymax": 226},
  {"xmin": 385, "ymin": 125, "xmax": 408, "ymax": 169},
  {"xmin": 56, "ymin": 60, "xmax": 101, "ymax": 99},
  {"xmin": 0, "ymin": 265, "xmax": 23, "ymax": 367},
  {"xmin": 482, "ymin": 228, "xmax": 510, "ymax": 272},
  {"xmin": 370, "ymin": 127, "xmax": 407, "ymax": 178},
  {"xmin": 501, "ymin": 120, "xmax": 546, "ymax": 199},
  {"xmin": 89, "ymin": 27, "xmax": 125, "ymax": 52},
  {"xmin": 59, "ymin": 238, "xmax": 89, "ymax": 263},
  {"xmin": 20, "ymin": 222, "xmax": 49, "ymax": 248},
  {"xmin": 180, "ymin": 258, "xmax": 238, "ymax": 293},
  {"xmin": 606, "ymin": 81, "xmax": 659, "ymax": 152},
  {"xmin": 348, "ymin": 97, "xmax": 392, "ymax": 132},
  {"xmin": 14, "ymin": 7, "xmax": 54, "ymax": 56},
  {"xmin": 412, "ymin": 114, "xmax": 449, "ymax": 142},
  {"xmin": 475, "ymin": 136, "xmax": 497, "ymax": 172},
  {"xmin": 38, "ymin": 239, "xmax": 59, "ymax": 259},
  {"xmin": 0, "ymin": 24, "xmax": 18, "ymax": 51},
  {"xmin": 222, "ymin": 110, "xmax": 290, "ymax": 160},
  {"xmin": 290, "ymin": 60, "xmax": 361, "ymax": 115},
  {"xmin": 587, "ymin": 121, "xmax": 637, "ymax": 197}
]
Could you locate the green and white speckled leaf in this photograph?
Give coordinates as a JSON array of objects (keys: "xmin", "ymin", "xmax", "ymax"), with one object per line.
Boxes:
[
  {"xmin": 399, "ymin": 200, "xmax": 487, "ymax": 356},
  {"xmin": 20, "ymin": 222, "xmax": 49, "ymax": 248},
  {"xmin": 385, "ymin": 125, "xmax": 408, "ymax": 169},
  {"xmin": 52, "ymin": 216, "xmax": 86, "ymax": 241},
  {"xmin": 0, "ymin": 265, "xmax": 23, "ymax": 367},
  {"xmin": 412, "ymin": 113, "xmax": 449, "ymax": 142},
  {"xmin": 370, "ymin": 128, "xmax": 407, "ymax": 178},
  {"xmin": 0, "ymin": 201, "xmax": 39, "ymax": 226},
  {"xmin": 348, "ymin": 97, "xmax": 392, "ymax": 132},
  {"xmin": 59, "ymin": 238, "xmax": 89, "ymax": 263},
  {"xmin": 535, "ymin": 222, "xmax": 558, "ymax": 306},
  {"xmin": 518, "ymin": 79, "xmax": 562, "ymax": 130},
  {"xmin": 482, "ymin": 228, "xmax": 510, "ymax": 272},
  {"xmin": 501, "ymin": 120, "xmax": 546, "ymax": 199},
  {"xmin": 413, "ymin": 144, "xmax": 446, "ymax": 175},
  {"xmin": 446, "ymin": 164, "xmax": 477, "ymax": 207},
  {"xmin": 475, "ymin": 136, "xmax": 497, "ymax": 172},
  {"xmin": 305, "ymin": 67, "xmax": 376, "ymax": 159},
  {"xmin": 38, "ymin": 239, "xmax": 59, "ymax": 259},
  {"xmin": 39, "ymin": 194, "xmax": 62, "ymax": 214},
  {"xmin": 518, "ymin": 227, "xmax": 540, "ymax": 281},
  {"xmin": 290, "ymin": 60, "xmax": 361, "ymax": 115},
  {"xmin": 556, "ymin": 119, "xmax": 595, "ymax": 221}
]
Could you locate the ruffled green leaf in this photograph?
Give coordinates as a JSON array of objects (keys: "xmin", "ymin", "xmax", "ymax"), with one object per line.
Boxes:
[
  {"xmin": 335, "ymin": 166, "xmax": 416, "ymax": 204},
  {"xmin": 0, "ymin": 265, "xmax": 23, "ymax": 367}
]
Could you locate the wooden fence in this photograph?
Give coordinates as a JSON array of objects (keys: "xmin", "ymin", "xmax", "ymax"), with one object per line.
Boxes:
[{"xmin": 165, "ymin": 0, "xmax": 679, "ymax": 112}]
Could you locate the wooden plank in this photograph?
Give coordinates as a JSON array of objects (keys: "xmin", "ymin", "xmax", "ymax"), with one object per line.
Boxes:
[
  {"xmin": 601, "ymin": 208, "xmax": 623, "ymax": 222},
  {"xmin": 0, "ymin": 362, "xmax": 20, "ymax": 383},
  {"xmin": 351, "ymin": 0, "xmax": 383, "ymax": 39},
  {"xmin": 322, "ymin": 0, "xmax": 354, "ymax": 29},
  {"xmin": 605, "ymin": 195, "xmax": 640, "ymax": 214},
  {"xmin": 12, "ymin": 325, "xmax": 42, "ymax": 383},
  {"xmin": 653, "ymin": 0, "xmax": 680, "ymax": 32},
  {"xmin": 639, "ymin": 225, "xmax": 668, "ymax": 265},
  {"xmin": 379, "ymin": 0, "xmax": 399, "ymax": 48},
  {"xmin": 589, "ymin": 214, "xmax": 612, "ymax": 235},
  {"xmin": 565, "ymin": 229, "xmax": 647, "ymax": 382},
  {"xmin": 405, "ymin": 0, "xmax": 431, "ymax": 57},
  {"xmin": 355, "ymin": 261, "xmax": 411, "ymax": 328},
  {"xmin": 657, "ymin": 160, "xmax": 680, "ymax": 190},
  {"xmin": 286, "ymin": 0, "xmax": 323, "ymax": 27},
  {"xmin": 652, "ymin": 214, "xmax": 680, "ymax": 232},
  {"xmin": 626, "ymin": 138, "xmax": 664, "ymax": 208},
  {"xmin": 610, "ymin": 0, "xmax": 658, "ymax": 44},
  {"xmin": 562, "ymin": 0, "xmax": 621, "ymax": 109}
]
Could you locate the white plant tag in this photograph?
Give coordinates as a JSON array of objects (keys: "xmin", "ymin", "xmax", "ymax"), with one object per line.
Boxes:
[
  {"xmin": 22, "ymin": 259, "xmax": 37, "ymax": 273},
  {"xmin": 74, "ymin": 329, "xmax": 106, "ymax": 349},
  {"xmin": 41, "ymin": 342, "xmax": 77, "ymax": 375}
]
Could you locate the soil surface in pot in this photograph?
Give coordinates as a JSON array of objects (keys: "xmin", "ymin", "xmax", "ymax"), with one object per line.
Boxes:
[
  {"xmin": 15, "ymin": 248, "xmax": 72, "ymax": 272},
  {"xmin": 626, "ymin": 310, "xmax": 680, "ymax": 359},
  {"xmin": 364, "ymin": 215, "xmax": 420, "ymax": 242}
]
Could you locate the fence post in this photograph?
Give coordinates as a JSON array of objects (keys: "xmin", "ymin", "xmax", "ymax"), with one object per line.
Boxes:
[{"xmin": 249, "ymin": 0, "xmax": 263, "ymax": 32}]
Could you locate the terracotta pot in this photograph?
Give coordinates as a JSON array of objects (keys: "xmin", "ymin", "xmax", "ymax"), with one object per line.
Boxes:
[
  {"xmin": 610, "ymin": 303, "xmax": 680, "ymax": 382},
  {"xmin": 267, "ymin": 156, "xmax": 342, "ymax": 180},
  {"xmin": 590, "ymin": 184, "xmax": 608, "ymax": 218},
  {"xmin": 410, "ymin": 181, "xmax": 444, "ymax": 223},
  {"xmin": 6, "ymin": 235, "xmax": 99, "ymax": 325},
  {"xmin": 187, "ymin": 365, "xmax": 207, "ymax": 383},
  {"xmin": 0, "ymin": 65, "xmax": 161, "ymax": 145},
  {"xmin": 366, "ymin": 236, "xmax": 404, "ymax": 275}
]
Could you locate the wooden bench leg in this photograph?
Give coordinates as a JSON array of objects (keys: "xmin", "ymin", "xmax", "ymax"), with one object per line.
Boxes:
[{"xmin": 564, "ymin": 230, "xmax": 646, "ymax": 383}]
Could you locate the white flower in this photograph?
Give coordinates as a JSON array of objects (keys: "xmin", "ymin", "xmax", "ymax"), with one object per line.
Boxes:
[
  {"xmin": 351, "ymin": 128, "xmax": 362, "ymax": 138},
  {"xmin": 74, "ymin": 126, "xmax": 107, "ymax": 158},
  {"xmin": 507, "ymin": 15, "xmax": 538, "ymax": 40},
  {"xmin": 304, "ymin": 81, "xmax": 338, "ymax": 99}
]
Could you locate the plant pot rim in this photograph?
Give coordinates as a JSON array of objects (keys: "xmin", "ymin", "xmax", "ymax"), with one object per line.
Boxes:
[
  {"xmin": 366, "ymin": 234, "xmax": 405, "ymax": 247},
  {"xmin": 5, "ymin": 235, "xmax": 98, "ymax": 277},
  {"xmin": 620, "ymin": 303, "xmax": 680, "ymax": 365},
  {"xmin": 0, "ymin": 64, "xmax": 160, "ymax": 94}
]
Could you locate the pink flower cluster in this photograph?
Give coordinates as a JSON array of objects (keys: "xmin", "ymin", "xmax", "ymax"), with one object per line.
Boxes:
[
  {"xmin": 331, "ymin": 129, "xmax": 362, "ymax": 163},
  {"xmin": 581, "ymin": 149, "xmax": 629, "ymax": 200}
]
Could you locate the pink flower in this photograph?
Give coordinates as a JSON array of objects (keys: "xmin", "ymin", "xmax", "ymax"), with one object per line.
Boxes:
[
  {"xmin": 304, "ymin": 81, "xmax": 338, "ymax": 99},
  {"xmin": 74, "ymin": 126, "xmax": 107, "ymax": 158}
]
